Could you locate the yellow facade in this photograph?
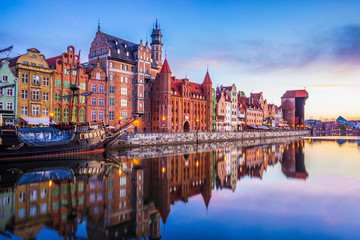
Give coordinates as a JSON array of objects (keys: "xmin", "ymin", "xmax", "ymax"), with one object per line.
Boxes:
[{"xmin": 11, "ymin": 48, "xmax": 53, "ymax": 127}]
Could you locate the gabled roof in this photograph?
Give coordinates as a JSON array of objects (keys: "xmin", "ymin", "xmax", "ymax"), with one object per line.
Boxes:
[
  {"xmin": 101, "ymin": 31, "xmax": 139, "ymax": 62},
  {"xmin": 202, "ymin": 71, "xmax": 212, "ymax": 84},
  {"xmin": 250, "ymin": 93, "xmax": 262, "ymax": 100},
  {"xmin": 336, "ymin": 116, "xmax": 347, "ymax": 122},
  {"xmin": 160, "ymin": 59, "xmax": 171, "ymax": 73},
  {"xmin": 282, "ymin": 90, "xmax": 308, "ymax": 98},
  {"xmin": 279, "ymin": 100, "xmax": 295, "ymax": 110},
  {"xmin": 8, "ymin": 56, "xmax": 20, "ymax": 67},
  {"xmin": 46, "ymin": 55, "xmax": 61, "ymax": 67}
]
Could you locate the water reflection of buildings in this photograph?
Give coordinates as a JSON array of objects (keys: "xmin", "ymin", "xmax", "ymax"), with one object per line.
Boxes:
[{"xmin": 1, "ymin": 140, "xmax": 308, "ymax": 239}]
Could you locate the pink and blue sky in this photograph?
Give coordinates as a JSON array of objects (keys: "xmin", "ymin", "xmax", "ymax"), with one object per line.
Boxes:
[{"xmin": 1, "ymin": 0, "xmax": 360, "ymax": 120}]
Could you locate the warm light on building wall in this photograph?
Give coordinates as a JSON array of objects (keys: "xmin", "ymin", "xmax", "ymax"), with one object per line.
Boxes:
[
  {"xmin": 161, "ymin": 166, "xmax": 166, "ymax": 173},
  {"xmin": 48, "ymin": 180, "xmax": 53, "ymax": 187},
  {"xmin": 118, "ymin": 168, "xmax": 122, "ymax": 176}
]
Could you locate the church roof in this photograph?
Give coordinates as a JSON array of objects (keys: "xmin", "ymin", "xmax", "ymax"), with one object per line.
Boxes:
[
  {"xmin": 160, "ymin": 59, "xmax": 171, "ymax": 73},
  {"xmin": 336, "ymin": 116, "xmax": 347, "ymax": 122},
  {"xmin": 202, "ymin": 71, "xmax": 212, "ymax": 84}
]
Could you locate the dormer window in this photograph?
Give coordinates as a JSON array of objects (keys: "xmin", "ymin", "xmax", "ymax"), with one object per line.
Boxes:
[
  {"xmin": 124, "ymin": 43, "xmax": 127, "ymax": 48},
  {"xmin": 117, "ymin": 49, "xmax": 120, "ymax": 54},
  {"xmin": 126, "ymin": 51, "xmax": 129, "ymax": 57},
  {"xmin": 115, "ymin": 40, "xmax": 118, "ymax": 45},
  {"xmin": 30, "ymin": 54, "xmax": 37, "ymax": 58}
]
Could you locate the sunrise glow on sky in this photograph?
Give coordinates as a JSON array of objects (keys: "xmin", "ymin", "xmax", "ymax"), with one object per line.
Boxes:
[{"xmin": 1, "ymin": 0, "xmax": 360, "ymax": 120}]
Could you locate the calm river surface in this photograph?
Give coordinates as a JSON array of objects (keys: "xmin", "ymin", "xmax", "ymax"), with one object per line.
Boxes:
[{"xmin": 0, "ymin": 137, "xmax": 360, "ymax": 240}]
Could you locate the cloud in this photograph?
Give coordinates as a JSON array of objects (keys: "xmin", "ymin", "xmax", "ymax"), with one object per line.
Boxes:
[
  {"xmin": 307, "ymin": 83, "xmax": 360, "ymax": 89},
  {"xmin": 179, "ymin": 24, "xmax": 360, "ymax": 73}
]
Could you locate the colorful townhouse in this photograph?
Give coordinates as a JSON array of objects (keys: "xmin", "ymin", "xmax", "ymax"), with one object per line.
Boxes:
[
  {"xmin": 211, "ymin": 88, "xmax": 217, "ymax": 131},
  {"xmin": 219, "ymin": 84, "xmax": 237, "ymax": 131},
  {"xmin": 216, "ymin": 90, "xmax": 226, "ymax": 132},
  {"xmin": 9, "ymin": 48, "xmax": 53, "ymax": 127},
  {"xmin": 151, "ymin": 60, "xmax": 213, "ymax": 132},
  {"xmin": 0, "ymin": 59, "xmax": 17, "ymax": 126},
  {"xmin": 46, "ymin": 46, "xmax": 88, "ymax": 123},
  {"xmin": 88, "ymin": 21, "xmax": 163, "ymax": 132}
]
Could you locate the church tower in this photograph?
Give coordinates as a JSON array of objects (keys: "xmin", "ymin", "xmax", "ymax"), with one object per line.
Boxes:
[{"xmin": 151, "ymin": 19, "xmax": 163, "ymax": 67}]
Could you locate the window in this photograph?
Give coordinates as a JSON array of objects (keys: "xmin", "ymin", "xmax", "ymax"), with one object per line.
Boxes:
[
  {"xmin": 120, "ymin": 176, "xmax": 126, "ymax": 185},
  {"xmin": 31, "ymin": 63, "xmax": 36, "ymax": 67},
  {"xmin": 53, "ymin": 201, "xmax": 59, "ymax": 210},
  {"xmin": 41, "ymin": 203, "xmax": 47, "ymax": 214},
  {"xmin": 32, "ymin": 90, "xmax": 40, "ymax": 100},
  {"xmin": 2, "ymin": 75, "xmax": 8, "ymax": 82},
  {"xmin": 120, "ymin": 111, "xmax": 128, "ymax": 120},
  {"xmin": 30, "ymin": 190, "xmax": 37, "ymax": 201},
  {"xmin": 99, "ymin": 85, "xmax": 104, "ymax": 93},
  {"xmin": 23, "ymin": 61, "xmax": 29, "ymax": 65},
  {"xmin": 43, "ymin": 92, "xmax": 49, "ymax": 101},
  {"xmin": 80, "ymin": 95, "xmax": 85, "ymax": 103},
  {"xmin": 72, "ymin": 70, "xmax": 77, "ymax": 76},
  {"xmin": 109, "ymin": 98, "xmax": 114, "ymax": 106},
  {"xmin": 43, "ymin": 77, "xmax": 49, "ymax": 86},
  {"xmin": 108, "ymin": 191, "xmax": 113, "ymax": 200},
  {"xmin": 120, "ymin": 189, "xmax": 126, "ymax": 197},
  {"xmin": 80, "ymin": 109, "xmax": 85, "ymax": 122},
  {"xmin": 64, "ymin": 80, "xmax": 70, "ymax": 88},
  {"xmin": 90, "ymin": 193, "xmax": 95, "ymax": 203},
  {"xmin": 99, "ymin": 111, "xmax": 104, "ymax": 121},
  {"xmin": 132, "ymin": 90, "xmax": 134, "ymax": 96},
  {"xmin": 91, "ymin": 110, "xmax": 96, "ymax": 120},
  {"xmin": 41, "ymin": 188, "xmax": 47, "ymax": 198},
  {"xmin": 109, "ymin": 111, "xmax": 114, "ymax": 121},
  {"xmin": 30, "ymin": 206, "xmax": 37, "ymax": 216},
  {"xmin": 110, "ymin": 74, "xmax": 113, "ymax": 80},
  {"xmin": 32, "ymin": 75, "xmax": 40, "ymax": 85},
  {"xmin": 55, "ymin": 92, "xmax": 61, "ymax": 102},
  {"xmin": 19, "ymin": 192, "xmax": 26, "ymax": 202},
  {"xmin": 121, "ymin": 76, "xmax": 123, "ymax": 82},
  {"xmin": 3, "ymin": 196, "xmax": 11, "ymax": 205},
  {"xmin": 94, "ymin": 50, "xmax": 96, "ymax": 56},
  {"xmin": 19, "ymin": 208, "xmax": 26, "ymax": 218},
  {"xmin": 6, "ymin": 88, "xmax": 13, "ymax": 96},
  {"xmin": 96, "ymin": 73, "xmax": 101, "ymax": 80},
  {"xmin": 21, "ymin": 106, "xmax": 28, "ymax": 115},
  {"xmin": 91, "ymin": 97, "xmax": 97, "ymax": 106},
  {"xmin": 125, "ymin": 77, "xmax": 128, "ymax": 83},
  {"xmin": 121, "ymin": 87, "xmax": 127, "ymax": 95},
  {"xmin": 109, "ymin": 86, "xmax": 115, "ymax": 93},
  {"xmin": 64, "ymin": 69, "xmax": 69, "ymax": 75},
  {"xmin": 121, "ymin": 64, "xmax": 124, "ymax": 70},
  {"xmin": 92, "ymin": 84, "xmax": 97, "ymax": 93},
  {"xmin": 110, "ymin": 62, "xmax": 114, "ymax": 68},
  {"xmin": 97, "ymin": 193, "xmax": 103, "ymax": 201},
  {"xmin": 43, "ymin": 108, "xmax": 49, "ymax": 117},
  {"xmin": 99, "ymin": 98, "xmax": 104, "ymax": 106},
  {"xmin": 32, "ymin": 105, "xmax": 40, "ymax": 116},
  {"xmin": 125, "ymin": 65, "xmax": 128, "ymax": 71},
  {"xmin": 0, "ymin": 89, "xmax": 2, "ymax": 95},
  {"xmin": 63, "ymin": 108, "xmax": 69, "ymax": 122},
  {"xmin": 55, "ymin": 79, "xmax": 61, "ymax": 87},
  {"xmin": 6, "ymin": 102, "xmax": 13, "ymax": 110},
  {"xmin": 21, "ymin": 90, "xmax": 28, "ymax": 99},
  {"xmin": 121, "ymin": 99, "xmax": 127, "ymax": 107},
  {"xmin": 80, "ymin": 82, "xmax": 86, "ymax": 90}
]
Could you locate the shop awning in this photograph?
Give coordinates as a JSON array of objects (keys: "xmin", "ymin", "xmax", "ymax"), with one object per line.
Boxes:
[{"xmin": 21, "ymin": 117, "xmax": 55, "ymax": 125}]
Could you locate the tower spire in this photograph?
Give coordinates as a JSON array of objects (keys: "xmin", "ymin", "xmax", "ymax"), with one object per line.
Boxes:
[
  {"xmin": 155, "ymin": 18, "xmax": 158, "ymax": 30},
  {"xmin": 98, "ymin": 19, "xmax": 100, "ymax": 31}
]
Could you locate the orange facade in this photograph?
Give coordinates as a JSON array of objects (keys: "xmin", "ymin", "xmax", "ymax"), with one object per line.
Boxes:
[{"xmin": 47, "ymin": 46, "xmax": 88, "ymax": 123}]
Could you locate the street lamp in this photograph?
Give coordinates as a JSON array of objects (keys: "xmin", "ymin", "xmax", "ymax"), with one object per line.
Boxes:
[
  {"xmin": 161, "ymin": 117, "xmax": 166, "ymax": 132},
  {"xmin": 49, "ymin": 112, "xmax": 54, "ymax": 125}
]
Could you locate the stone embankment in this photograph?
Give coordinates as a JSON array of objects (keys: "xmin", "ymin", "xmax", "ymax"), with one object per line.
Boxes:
[
  {"xmin": 119, "ymin": 130, "xmax": 310, "ymax": 148},
  {"xmin": 120, "ymin": 136, "xmax": 301, "ymax": 159}
]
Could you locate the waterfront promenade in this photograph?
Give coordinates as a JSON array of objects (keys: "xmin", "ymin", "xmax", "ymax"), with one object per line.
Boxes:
[{"xmin": 119, "ymin": 130, "xmax": 310, "ymax": 148}]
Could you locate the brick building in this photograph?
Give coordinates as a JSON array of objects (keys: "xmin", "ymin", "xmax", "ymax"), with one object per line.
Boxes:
[
  {"xmin": 280, "ymin": 90, "xmax": 308, "ymax": 128},
  {"xmin": 151, "ymin": 59, "xmax": 213, "ymax": 132},
  {"xmin": 88, "ymin": 21, "xmax": 163, "ymax": 132},
  {"xmin": 46, "ymin": 46, "xmax": 88, "ymax": 123},
  {"xmin": 86, "ymin": 61, "xmax": 107, "ymax": 123}
]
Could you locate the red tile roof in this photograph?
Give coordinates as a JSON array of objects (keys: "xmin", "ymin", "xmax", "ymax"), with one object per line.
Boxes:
[
  {"xmin": 279, "ymin": 100, "xmax": 295, "ymax": 110},
  {"xmin": 202, "ymin": 71, "xmax": 212, "ymax": 84},
  {"xmin": 250, "ymin": 93, "xmax": 262, "ymax": 99},
  {"xmin": 282, "ymin": 90, "xmax": 308, "ymax": 98},
  {"xmin": 160, "ymin": 59, "xmax": 171, "ymax": 73},
  {"xmin": 46, "ymin": 55, "xmax": 62, "ymax": 67},
  {"xmin": 8, "ymin": 56, "xmax": 20, "ymax": 67}
]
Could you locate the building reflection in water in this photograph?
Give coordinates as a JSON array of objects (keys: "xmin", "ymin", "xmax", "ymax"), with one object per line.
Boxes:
[{"xmin": 0, "ymin": 140, "xmax": 307, "ymax": 239}]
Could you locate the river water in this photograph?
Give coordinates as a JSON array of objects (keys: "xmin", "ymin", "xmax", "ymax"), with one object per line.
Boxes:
[{"xmin": 0, "ymin": 136, "xmax": 359, "ymax": 239}]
